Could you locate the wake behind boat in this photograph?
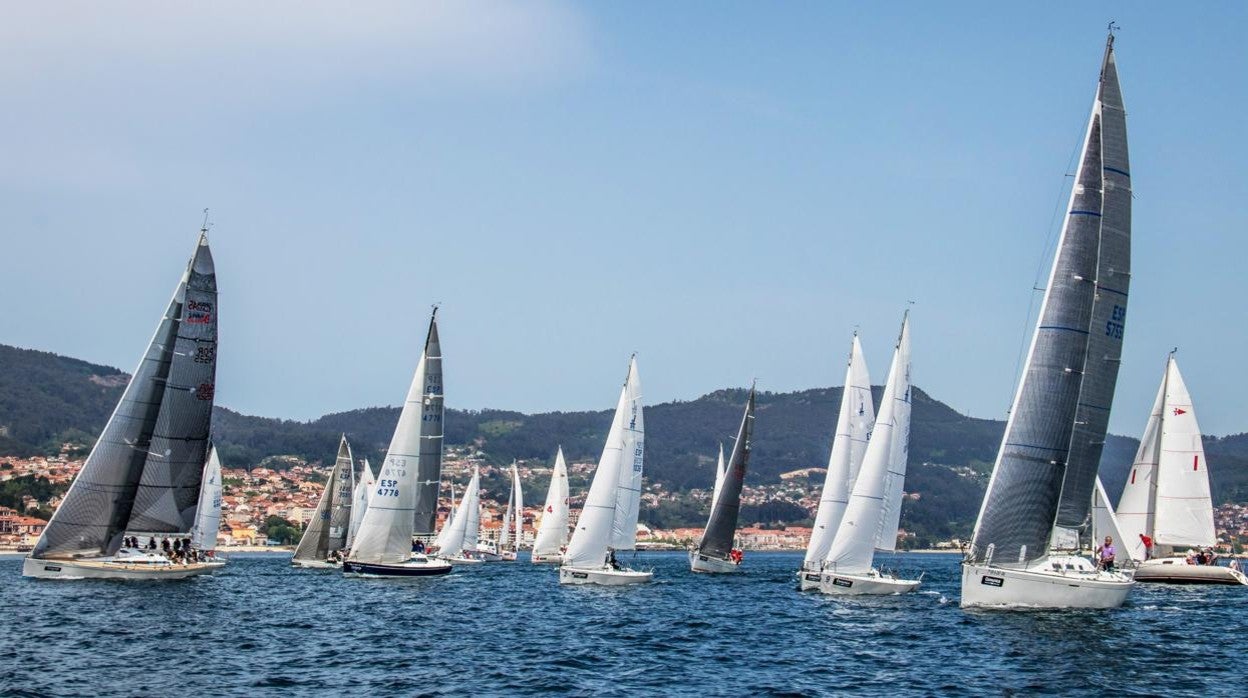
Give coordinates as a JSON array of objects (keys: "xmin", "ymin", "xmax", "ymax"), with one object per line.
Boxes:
[
  {"xmin": 23, "ymin": 228, "xmax": 225, "ymax": 581},
  {"xmin": 343, "ymin": 309, "xmax": 451, "ymax": 578},
  {"xmin": 961, "ymin": 31, "xmax": 1134, "ymax": 609},
  {"xmin": 559, "ymin": 356, "xmax": 652, "ymax": 586},
  {"xmin": 689, "ymin": 384, "xmax": 754, "ymax": 574}
]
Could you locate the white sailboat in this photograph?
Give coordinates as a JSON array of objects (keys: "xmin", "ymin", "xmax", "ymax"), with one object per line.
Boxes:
[
  {"xmin": 690, "ymin": 385, "xmax": 755, "ymax": 573},
  {"xmin": 490, "ymin": 461, "xmax": 524, "ymax": 561},
  {"xmin": 431, "ymin": 483, "xmax": 457, "ymax": 552},
  {"xmin": 531, "ymin": 447, "xmax": 570, "ymax": 564},
  {"xmin": 819, "ymin": 314, "xmax": 920, "ymax": 595},
  {"xmin": 343, "ymin": 309, "xmax": 452, "ymax": 577},
  {"xmin": 24, "ymin": 229, "xmax": 225, "ymax": 580},
  {"xmin": 961, "ymin": 31, "xmax": 1134, "ymax": 608},
  {"xmin": 437, "ymin": 467, "xmax": 485, "ymax": 565},
  {"xmin": 559, "ymin": 356, "xmax": 651, "ymax": 585},
  {"xmin": 292, "ymin": 435, "xmax": 356, "ymax": 568},
  {"xmin": 1117, "ymin": 355, "xmax": 1247, "ymax": 585},
  {"xmin": 190, "ymin": 445, "xmax": 223, "ymax": 557},
  {"xmin": 799, "ymin": 333, "xmax": 875, "ymax": 590}
]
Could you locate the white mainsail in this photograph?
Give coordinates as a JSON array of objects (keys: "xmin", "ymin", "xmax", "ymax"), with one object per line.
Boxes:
[
  {"xmin": 1116, "ymin": 356, "xmax": 1215, "ymax": 559},
  {"xmin": 190, "ymin": 445, "xmax": 222, "ymax": 552},
  {"xmin": 611, "ymin": 357, "xmax": 645, "ymax": 551},
  {"xmin": 532, "ymin": 448, "xmax": 570, "ymax": 557},
  {"xmin": 513, "ymin": 463, "xmax": 525, "ymax": 550},
  {"xmin": 348, "ymin": 311, "xmax": 441, "ymax": 564},
  {"xmin": 564, "ymin": 358, "xmax": 642, "ymax": 569},
  {"xmin": 804, "ymin": 335, "xmax": 875, "ymax": 570},
  {"xmin": 433, "ymin": 483, "xmax": 457, "ymax": 551},
  {"xmin": 824, "ymin": 315, "xmax": 911, "ymax": 575},
  {"xmin": 439, "ymin": 469, "xmax": 480, "ymax": 558}
]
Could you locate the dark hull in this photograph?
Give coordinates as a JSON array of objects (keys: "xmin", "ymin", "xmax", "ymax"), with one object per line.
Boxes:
[{"xmin": 343, "ymin": 560, "xmax": 452, "ymax": 577}]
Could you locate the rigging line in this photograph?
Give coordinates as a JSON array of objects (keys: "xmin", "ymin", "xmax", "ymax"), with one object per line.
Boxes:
[{"xmin": 1005, "ymin": 110, "xmax": 1091, "ymax": 417}]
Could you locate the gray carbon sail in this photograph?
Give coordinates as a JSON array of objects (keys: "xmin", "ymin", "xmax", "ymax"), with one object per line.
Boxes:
[
  {"xmin": 696, "ymin": 386, "xmax": 755, "ymax": 560},
  {"xmin": 293, "ymin": 436, "xmax": 354, "ymax": 561},
  {"xmin": 412, "ymin": 312, "xmax": 444, "ymax": 535},
  {"xmin": 292, "ymin": 456, "xmax": 337, "ymax": 561},
  {"xmin": 31, "ymin": 234, "xmax": 211, "ymax": 559},
  {"xmin": 1056, "ymin": 37, "xmax": 1132, "ymax": 528},
  {"xmin": 969, "ymin": 41, "xmax": 1114, "ymax": 566},
  {"xmin": 127, "ymin": 232, "xmax": 219, "ymax": 533}
]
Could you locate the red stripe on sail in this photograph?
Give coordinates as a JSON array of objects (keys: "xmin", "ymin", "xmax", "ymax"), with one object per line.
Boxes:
[
  {"xmin": 1130, "ymin": 470, "xmax": 1136, "ymax": 484},
  {"xmin": 1194, "ymin": 456, "xmax": 1199, "ymax": 471}
]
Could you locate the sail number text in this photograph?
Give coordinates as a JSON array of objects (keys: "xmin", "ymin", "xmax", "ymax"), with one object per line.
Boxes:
[{"xmin": 1105, "ymin": 305, "xmax": 1126, "ymax": 339}]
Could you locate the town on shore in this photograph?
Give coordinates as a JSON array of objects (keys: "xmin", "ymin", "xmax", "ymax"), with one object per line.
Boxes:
[{"xmin": 5, "ymin": 446, "xmax": 1248, "ymax": 554}]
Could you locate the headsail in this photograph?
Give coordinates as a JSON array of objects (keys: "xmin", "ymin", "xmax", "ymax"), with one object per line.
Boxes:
[
  {"xmin": 696, "ymin": 385, "xmax": 755, "ymax": 560},
  {"xmin": 439, "ymin": 469, "xmax": 479, "ymax": 558},
  {"xmin": 346, "ymin": 458, "xmax": 375, "ymax": 550},
  {"xmin": 190, "ymin": 445, "xmax": 222, "ymax": 552},
  {"xmin": 532, "ymin": 448, "xmax": 571, "ymax": 557},
  {"xmin": 709, "ymin": 443, "xmax": 726, "ymax": 514},
  {"xmin": 969, "ymin": 36, "xmax": 1126, "ymax": 566},
  {"xmin": 825, "ymin": 314, "xmax": 911, "ymax": 574},
  {"xmin": 32, "ymin": 233, "xmax": 216, "ymax": 559},
  {"xmin": 803, "ymin": 335, "xmax": 875, "ymax": 570},
  {"xmin": 1151, "ymin": 357, "xmax": 1215, "ymax": 549}
]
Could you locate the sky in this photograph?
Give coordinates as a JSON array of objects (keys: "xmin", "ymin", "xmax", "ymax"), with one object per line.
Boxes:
[{"xmin": 1, "ymin": 2, "xmax": 1246, "ymax": 436}]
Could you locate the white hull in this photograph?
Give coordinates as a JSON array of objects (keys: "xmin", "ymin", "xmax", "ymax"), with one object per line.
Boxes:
[
  {"xmin": 559, "ymin": 565, "xmax": 653, "ymax": 586},
  {"xmin": 1134, "ymin": 558, "xmax": 1248, "ymax": 585},
  {"xmin": 797, "ymin": 567, "xmax": 823, "ymax": 591},
  {"xmin": 688, "ymin": 551, "xmax": 740, "ymax": 574},
  {"xmin": 531, "ymin": 551, "xmax": 563, "ymax": 564},
  {"xmin": 819, "ymin": 569, "xmax": 920, "ymax": 595},
  {"xmin": 441, "ymin": 555, "xmax": 486, "ymax": 566},
  {"xmin": 23, "ymin": 555, "xmax": 224, "ymax": 580},
  {"xmin": 960, "ymin": 557, "xmax": 1133, "ymax": 609},
  {"xmin": 291, "ymin": 558, "xmax": 339, "ymax": 569}
]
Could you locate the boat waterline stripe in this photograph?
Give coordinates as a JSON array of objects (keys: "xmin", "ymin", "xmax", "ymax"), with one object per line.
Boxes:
[
  {"xmin": 1104, "ymin": 166, "xmax": 1131, "ymax": 177},
  {"xmin": 1038, "ymin": 325, "xmax": 1090, "ymax": 335},
  {"xmin": 1069, "ymin": 210, "xmax": 1102, "ymax": 217}
]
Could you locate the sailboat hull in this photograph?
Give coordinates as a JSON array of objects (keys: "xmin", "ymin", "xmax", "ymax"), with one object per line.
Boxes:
[
  {"xmin": 531, "ymin": 552, "xmax": 563, "ymax": 564},
  {"xmin": 1133, "ymin": 558, "xmax": 1248, "ymax": 585},
  {"xmin": 960, "ymin": 559, "xmax": 1133, "ymax": 609},
  {"xmin": 819, "ymin": 570, "xmax": 920, "ymax": 595},
  {"xmin": 440, "ymin": 555, "xmax": 486, "ymax": 566},
  {"xmin": 559, "ymin": 565, "xmax": 653, "ymax": 586},
  {"xmin": 688, "ymin": 551, "xmax": 740, "ymax": 574},
  {"xmin": 343, "ymin": 556, "xmax": 452, "ymax": 577},
  {"xmin": 291, "ymin": 559, "xmax": 340, "ymax": 570},
  {"xmin": 22, "ymin": 555, "xmax": 224, "ymax": 580},
  {"xmin": 797, "ymin": 568, "xmax": 823, "ymax": 591}
]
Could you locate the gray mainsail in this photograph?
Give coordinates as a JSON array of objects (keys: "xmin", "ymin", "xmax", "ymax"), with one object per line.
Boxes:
[
  {"xmin": 412, "ymin": 311, "xmax": 444, "ymax": 535},
  {"xmin": 128, "ymin": 233, "xmax": 219, "ymax": 533},
  {"xmin": 696, "ymin": 385, "xmax": 755, "ymax": 560},
  {"xmin": 1055, "ymin": 36, "xmax": 1132, "ymax": 528},
  {"xmin": 31, "ymin": 233, "xmax": 216, "ymax": 559},
  {"xmin": 970, "ymin": 36, "xmax": 1124, "ymax": 566}
]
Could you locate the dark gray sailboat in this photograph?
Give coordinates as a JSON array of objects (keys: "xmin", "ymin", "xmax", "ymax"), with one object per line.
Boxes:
[
  {"xmin": 689, "ymin": 385, "xmax": 755, "ymax": 573},
  {"xmin": 292, "ymin": 435, "xmax": 356, "ymax": 568},
  {"xmin": 961, "ymin": 29, "xmax": 1134, "ymax": 608},
  {"xmin": 24, "ymin": 228, "xmax": 225, "ymax": 580}
]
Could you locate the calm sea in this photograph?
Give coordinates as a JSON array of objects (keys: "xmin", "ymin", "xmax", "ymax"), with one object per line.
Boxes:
[{"xmin": 1, "ymin": 551, "xmax": 1243, "ymax": 696}]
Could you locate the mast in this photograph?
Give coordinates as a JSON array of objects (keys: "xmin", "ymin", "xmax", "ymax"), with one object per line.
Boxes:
[
  {"xmin": 696, "ymin": 384, "xmax": 755, "ymax": 559},
  {"xmin": 32, "ymin": 233, "xmax": 214, "ymax": 559},
  {"xmin": 969, "ymin": 34, "xmax": 1119, "ymax": 566}
]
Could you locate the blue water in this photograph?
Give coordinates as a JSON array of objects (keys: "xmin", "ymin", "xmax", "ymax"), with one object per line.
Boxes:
[{"xmin": 1, "ymin": 551, "xmax": 1243, "ymax": 696}]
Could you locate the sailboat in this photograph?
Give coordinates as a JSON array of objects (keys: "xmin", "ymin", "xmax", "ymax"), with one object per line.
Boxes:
[
  {"xmin": 436, "ymin": 467, "xmax": 485, "ymax": 565},
  {"xmin": 190, "ymin": 445, "xmax": 224, "ymax": 558},
  {"xmin": 24, "ymin": 230, "xmax": 224, "ymax": 580},
  {"xmin": 1117, "ymin": 355, "xmax": 1247, "ymax": 585},
  {"xmin": 690, "ymin": 384, "xmax": 755, "ymax": 573},
  {"xmin": 559, "ymin": 356, "xmax": 651, "ymax": 585},
  {"xmin": 799, "ymin": 333, "xmax": 875, "ymax": 591},
  {"xmin": 431, "ymin": 483, "xmax": 457, "ymax": 553},
  {"xmin": 292, "ymin": 435, "xmax": 356, "ymax": 568},
  {"xmin": 490, "ymin": 461, "xmax": 524, "ymax": 561},
  {"xmin": 343, "ymin": 309, "xmax": 452, "ymax": 577},
  {"xmin": 345, "ymin": 458, "xmax": 374, "ymax": 552},
  {"xmin": 961, "ymin": 31, "xmax": 1134, "ymax": 608},
  {"xmin": 820, "ymin": 314, "xmax": 920, "ymax": 595},
  {"xmin": 531, "ymin": 447, "xmax": 570, "ymax": 564}
]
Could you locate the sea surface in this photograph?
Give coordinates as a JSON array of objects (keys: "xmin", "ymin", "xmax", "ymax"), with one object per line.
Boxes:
[{"xmin": 2, "ymin": 551, "xmax": 1243, "ymax": 697}]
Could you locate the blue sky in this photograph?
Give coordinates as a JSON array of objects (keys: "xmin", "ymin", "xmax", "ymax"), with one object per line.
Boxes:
[{"xmin": 1, "ymin": 2, "xmax": 1245, "ymax": 436}]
